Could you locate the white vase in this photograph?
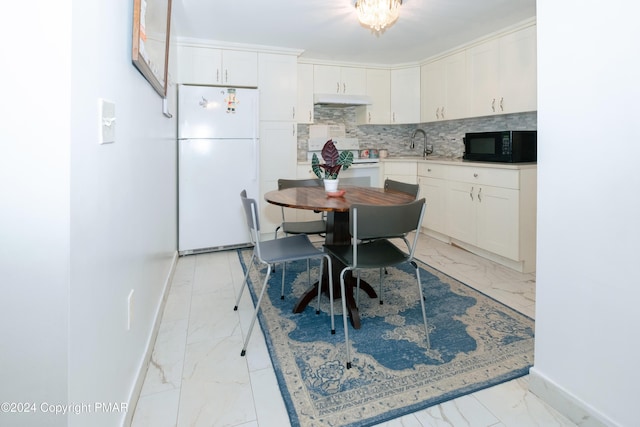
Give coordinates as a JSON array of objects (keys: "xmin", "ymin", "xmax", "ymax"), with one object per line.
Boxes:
[{"xmin": 323, "ymin": 178, "xmax": 339, "ymax": 193}]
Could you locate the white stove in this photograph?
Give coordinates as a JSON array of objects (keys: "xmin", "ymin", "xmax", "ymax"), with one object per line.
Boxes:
[
  {"xmin": 307, "ymin": 137, "xmax": 379, "ymax": 164},
  {"xmin": 306, "ymin": 133, "xmax": 380, "ymax": 186}
]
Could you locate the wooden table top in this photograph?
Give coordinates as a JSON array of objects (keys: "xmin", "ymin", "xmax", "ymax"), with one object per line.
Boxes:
[{"xmin": 264, "ymin": 185, "xmax": 416, "ymax": 212}]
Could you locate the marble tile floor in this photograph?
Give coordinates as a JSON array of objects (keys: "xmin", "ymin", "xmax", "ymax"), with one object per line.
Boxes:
[{"xmin": 131, "ymin": 233, "xmax": 576, "ymax": 427}]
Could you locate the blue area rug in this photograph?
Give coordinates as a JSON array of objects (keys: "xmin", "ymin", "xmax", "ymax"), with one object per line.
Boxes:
[{"xmin": 237, "ymin": 249, "xmax": 534, "ymax": 427}]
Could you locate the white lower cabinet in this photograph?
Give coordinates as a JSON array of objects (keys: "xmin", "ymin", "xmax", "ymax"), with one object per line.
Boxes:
[
  {"xmin": 390, "ymin": 159, "xmax": 536, "ymax": 273},
  {"xmin": 417, "ymin": 163, "xmax": 446, "ymax": 235},
  {"xmin": 443, "ymin": 164, "xmax": 536, "ymax": 272},
  {"xmin": 382, "ymin": 160, "xmax": 418, "ymax": 184},
  {"xmin": 476, "ymin": 185, "xmax": 520, "ymax": 259},
  {"xmin": 446, "ymin": 180, "xmax": 519, "ymax": 259}
]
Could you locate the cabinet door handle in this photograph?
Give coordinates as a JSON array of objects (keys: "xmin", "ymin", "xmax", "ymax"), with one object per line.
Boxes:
[
  {"xmin": 491, "ymin": 98, "xmax": 496, "ymax": 112},
  {"xmin": 225, "ymin": 69, "xmax": 229, "ymax": 83},
  {"xmin": 392, "ymin": 112, "xmax": 396, "ymax": 122},
  {"xmin": 343, "ymin": 83, "xmax": 346, "ymax": 93},
  {"xmin": 500, "ymin": 97, "xmax": 504, "ymax": 111},
  {"xmin": 336, "ymin": 82, "xmax": 340, "ymax": 93},
  {"xmin": 435, "ymin": 107, "xmax": 440, "ymax": 119},
  {"xmin": 292, "ymin": 107, "xmax": 295, "ymax": 120},
  {"xmin": 473, "ymin": 173, "xmax": 478, "ymax": 178},
  {"xmin": 309, "ymin": 111, "xmax": 312, "ymax": 121},
  {"xmin": 470, "ymin": 186, "xmax": 474, "ymax": 201},
  {"xmin": 292, "ymin": 124, "xmax": 295, "ymax": 136},
  {"xmin": 368, "ymin": 112, "xmax": 371, "ymax": 123},
  {"xmin": 478, "ymin": 187, "xmax": 482, "ymax": 202},
  {"xmin": 216, "ymin": 69, "xmax": 220, "ymax": 83},
  {"xmin": 427, "ymin": 168, "xmax": 432, "ymax": 172},
  {"xmin": 441, "ymin": 106, "xmax": 445, "ymax": 119}
]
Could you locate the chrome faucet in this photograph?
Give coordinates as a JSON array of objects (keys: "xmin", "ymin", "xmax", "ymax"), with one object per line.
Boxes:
[{"xmin": 411, "ymin": 128, "xmax": 430, "ymax": 158}]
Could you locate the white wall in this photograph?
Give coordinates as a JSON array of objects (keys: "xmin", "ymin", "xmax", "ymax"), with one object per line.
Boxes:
[
  {"xmin": 0, "ymin": 2, "xmax": 72, "ymax": 426},
  {"xmin": 532, "ymin": 1, "xmax": 640, "ymax": 426},
  {"xmin": 0, "ymin": 1, "xmax": 177, "ymax": 426},
  {"xmin": 68, "ymin": 1, "xmax": 177, "ymax": 426}
]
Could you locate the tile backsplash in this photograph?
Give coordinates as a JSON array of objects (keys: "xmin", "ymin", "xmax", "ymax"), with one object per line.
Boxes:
[{"xmin": 297, "ymin": 106, "xmax": 537, "ymax": 160}]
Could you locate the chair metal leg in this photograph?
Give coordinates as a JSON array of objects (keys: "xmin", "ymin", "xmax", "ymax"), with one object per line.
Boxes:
[
  {"xmin": 280, "ymin": 262, "xmax": 287, "ymax": 300},
  {"xmin": 322, "ymin": 255, "xmax": 335, "ymax": 334},
  {"xmin": 281, "ymin": 259, "xmax": 310, "ymax": 301},
  {"xmin": 316, "ymin": 255, "xmax": 336, "ymax": 334},
  {"xmin": 355, "ymin": 270, "xmax": 361, "ymax": 307},
  {"xmin": 340, "ymin": 267, "xmax": 353, "ymax": 369},
  {"xmin": 413, "ymin": 262, "xmax": 430, "ymax": 348},
  {"xmin": 402, "ymin": 236, "xmax": 411, "ymax": 251},
  {"xmin": 378, "ymin": 267, "xmax": 384, "ymax": 305},
  {"xmin": 316, "ymin": 259, "xmax": 322, "ymax": 315},
  {"xmin": 234, "ymin": 250, "xmax": 256, "ymax": 310},
  {"xmin": 241, "ymin": 264, "xmax": 271, "ymax": 356}
]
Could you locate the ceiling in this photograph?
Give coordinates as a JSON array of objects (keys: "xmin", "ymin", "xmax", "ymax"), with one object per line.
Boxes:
[{"xmin": 171, "ymin": 0, "xmax": 536, "ymax": 65}]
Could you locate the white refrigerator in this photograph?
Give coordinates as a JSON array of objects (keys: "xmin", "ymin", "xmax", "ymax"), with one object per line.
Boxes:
[{"xmin": 178, "ymin": 85, "xmax": 259, "ymax": 254}]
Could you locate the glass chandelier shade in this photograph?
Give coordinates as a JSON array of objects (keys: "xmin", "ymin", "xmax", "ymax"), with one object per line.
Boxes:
[{"xmin": 355, "ymin": 0, "xmax": 402, "ymax": 32}]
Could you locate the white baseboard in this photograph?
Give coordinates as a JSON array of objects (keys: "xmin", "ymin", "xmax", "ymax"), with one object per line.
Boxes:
[
  {"xmin": 122, "ymin": 251, "xmax": 179, "ymax": 427},
  {"xmin": 450, "ymin": 238, "xmax": 533, "ymax": 273},
  {"xmin": 528, "ymin": 367, "xmax": 618, "ymax": 427}
]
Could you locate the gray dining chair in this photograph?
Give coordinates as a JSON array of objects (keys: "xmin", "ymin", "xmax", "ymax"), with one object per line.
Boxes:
[
  {"xmin": 384, "ymin": 178, "xmax": 419, "ymax": 198},
  {"xmin": 275, "ymin": 178, "xmax": 327, "ymax": 297},
  {"xmin": 324, "ymin": 198, "xmax": 429, "ymax": 369},
  {"xmin": 378, "ymin": 179, "xmax": 420, "ymax": 267},
  {"xmin": 275, "ymin": 178, "xmax": 326, "ymax": 239},
  {"xmin": 234, "ymin": 190, "xmax": 334, "ymax": 356}
]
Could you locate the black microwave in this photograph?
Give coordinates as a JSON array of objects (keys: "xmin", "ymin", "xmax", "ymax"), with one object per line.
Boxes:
[{"xmin": 463, "ymin": 131, "xmax": 537, "ymax": 163}]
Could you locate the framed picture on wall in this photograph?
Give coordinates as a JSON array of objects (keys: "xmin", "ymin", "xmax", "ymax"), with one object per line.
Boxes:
[{"xmin": 132, "ymin": 0, "xmax": 172, "ymax": 97}]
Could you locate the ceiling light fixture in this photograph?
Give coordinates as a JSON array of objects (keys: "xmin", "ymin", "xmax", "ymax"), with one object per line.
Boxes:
[{"xmin": 355, "ymin": 0, "xmax": 402, "ymax": 33}]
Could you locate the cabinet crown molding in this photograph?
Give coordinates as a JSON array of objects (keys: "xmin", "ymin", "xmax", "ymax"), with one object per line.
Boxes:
[
  {"xmin": 419, "ymin": 17, "xmax": 537, "ymax": 66},
  {"xmin": 176, "ymin": 37, "xmax": 304, "ymax": 56}
]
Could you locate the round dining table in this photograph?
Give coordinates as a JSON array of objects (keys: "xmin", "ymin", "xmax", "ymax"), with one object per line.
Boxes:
[{"xmin": 264, "ymin": 185, "xmax": 416, "ymax": 329}]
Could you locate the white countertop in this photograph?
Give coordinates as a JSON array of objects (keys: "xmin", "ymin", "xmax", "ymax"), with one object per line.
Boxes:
[
  {"xmin": 380, "ymin": 157, "xmax": 537, "ymax": 170},
  {"xmin": 297, "ymin": 160, "xmax": 380, "ymax": 167}
]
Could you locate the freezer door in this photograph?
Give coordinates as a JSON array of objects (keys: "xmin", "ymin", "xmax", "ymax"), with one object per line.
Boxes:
[
  {"xmin": 178, "ymin": 138, "xmax": 259, "ymax": 252},
  {"xmin": 178, "ymin": 85, "xmax": 258, "ymax": 139}
]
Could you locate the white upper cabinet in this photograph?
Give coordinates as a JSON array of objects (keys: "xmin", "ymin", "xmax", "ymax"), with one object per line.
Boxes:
[
  {"xmin": 498, "ymin": 25, "xmax": 537, "ymax": 114},
  {"xmin": 356, "ymin": 68, "xmax": 391, "ymax": 124},
  {"xmin": 390, "ymin": 67, "xmax": 421, "ymax": 124},
  {"xmin": 177, "ymin": 46, "xmax": 258, "ymax": 87},
  {"xmin": 258, "ymin": 53, "xmax": 297, "ymax": 121},
  {"xmin": 223, "ymin": 50, "xmax": 259, "ymax": 87},
  {"xmin": 467, "ymin": 25, "xmax": 537, "ymax": 117},
  {"xmin": 313, "ymin": 65, "xmax": 366, "ymax": 95},
  {"xmin": 421, "ymin": 61, "xmax": 445, "ymax": 122},
  {"xmin": 259, "ymin": 121, "xmax": 298, "ymax": 234},
  {"xmin": 421, "ymin": 51, "xmax": 467, "ymax": 122},
  {"xmin": 297, "ymin": 63, "xmax": 314, "ymax": 124},
  {"xmin": 467, "ymin": 39, "xmax": 500, "ymax": 117}
]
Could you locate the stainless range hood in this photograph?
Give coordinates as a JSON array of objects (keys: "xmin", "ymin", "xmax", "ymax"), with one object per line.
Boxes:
[{"xmin": 313, "ymin": 93, "xmax": 372, "ymax": 106}]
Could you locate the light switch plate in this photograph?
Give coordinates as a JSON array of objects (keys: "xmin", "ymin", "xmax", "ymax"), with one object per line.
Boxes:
[{"xmin": 98, "ymin": 98, "xmax": 116, "ymax": 144}]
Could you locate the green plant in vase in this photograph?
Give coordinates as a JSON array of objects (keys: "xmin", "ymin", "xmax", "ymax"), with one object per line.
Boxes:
[
  {"xmin": 311, "ymin": 139, "xmax": 354, "ymax": 179},
  {"xmin": 311, "ymin": 139, "xmax": 354, "ymax": 193}
]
